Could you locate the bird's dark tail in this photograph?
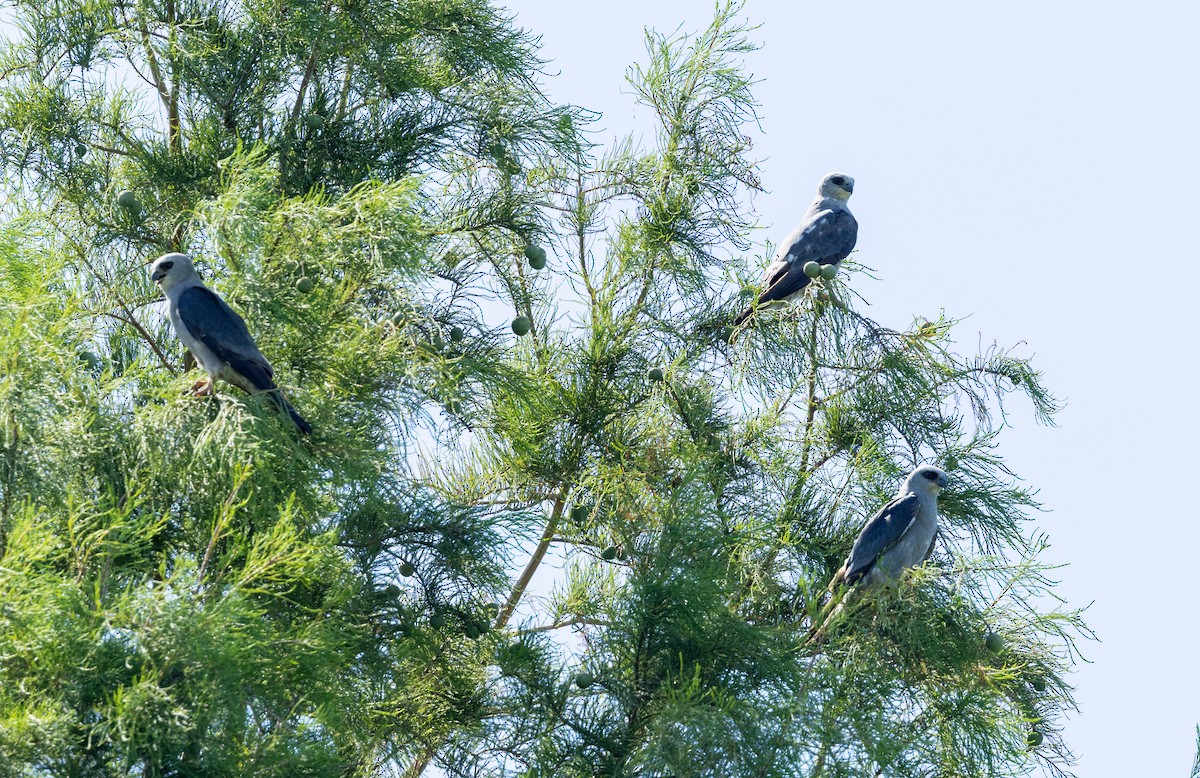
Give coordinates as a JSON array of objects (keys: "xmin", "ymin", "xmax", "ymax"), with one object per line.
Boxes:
[
  {"xmin": 805, "ymin": 573, "xmax": 854, "ymax": 646},
  {"xmin": 267, "ymin": 390, "xmax": 313, "ymax": 435},
  {"xmin": 730, "ymin": 294, "xmax": 764, "ymax": 338},
  {"xmin": 735, "ymin": 275, "xmax": 816, "ymax": 332},
  {"xmin": 286, "ymin": 401, "xmax": 314, "ymax": 435},
  {"xmin": 732, "ymin": 305, "xmax": 754, "ymax": 328}
]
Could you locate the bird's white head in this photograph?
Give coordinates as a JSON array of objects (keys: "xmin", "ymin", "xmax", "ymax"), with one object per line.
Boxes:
[
  {"xmin": 906, "ymin": 464, "xmax": 949, "ymax": 494},
  {"xmin": 819, "ymin": 172, "xmax": 855, "ymax": 201},
  {"xmin": 149, "ymin": 252, "xmax": 199, "ymax": 294}
]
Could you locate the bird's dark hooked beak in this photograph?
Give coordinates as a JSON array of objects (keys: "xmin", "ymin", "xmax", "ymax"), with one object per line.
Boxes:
[
  {"xmin": 937, "ymin": 473, "xmax": 949, "ymax": 489},
  {"xmin": 150, "ymin": 267, "xmax": 167, "ymax": 282},
  {"xmin": 844, "ymin": 180, "xmax": 854, "ymax": 194}
]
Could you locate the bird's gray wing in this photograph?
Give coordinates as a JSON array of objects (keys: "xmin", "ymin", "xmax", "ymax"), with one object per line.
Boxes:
[
  {"xmin": 177, "ymin": 286, "xmax": 276, "ymax": 391},
  {"xmin": 843, "ymin": 492, "xmax": 920, "ymax": 585},
  {"xmin": 757, "ymin": 207, "xmax": 858, "ymax": 305}
]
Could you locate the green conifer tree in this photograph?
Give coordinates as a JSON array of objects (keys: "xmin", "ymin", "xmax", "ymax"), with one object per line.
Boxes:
[{"xmin": 0, "ymin": 1, "xmax": 1086, "ymax": 776}]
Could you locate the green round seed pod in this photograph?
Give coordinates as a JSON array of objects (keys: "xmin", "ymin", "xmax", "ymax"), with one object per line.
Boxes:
[
  {"xmin": 304, "ymin": 113, "xmax": 325, "ymax": 130},
  {"xmin": 647, "ymin": 367, "xmax": 664, "ymax": 382},
  {"xmin": 1031, "ymin": 676, "xmax": 1047, "ymax": 692},
  {"xmin": 464, "ymin": 624, "xmax": 480, "ymax": 640},
  {"xmin": 449, "ymin": 326, "xmax": 465, "ymax": 342},
  {"xmin": 1027, "ymin": 731, "xmax": 1043, "ymax": 748},
  {"xmin": 429, "ymin": 613, "xmax": 446, "ymax": 629},
  {"xmin": 74, "ymin": 143, "xmax": 88, "ymax": 158},
  {"xmin": 524, "ymin": 244, "xmax": 547, "ymax": 269},
  {"xmin": 296, "ymin": 277, "xmax": 315, "ymax": 294},
  {"xmin": 616, "ymin": 546, "xmax": 628, "ymax": 561},
  {"xmin": 511, "ymin": 316, "xmax": 531, "ymax": 336},
  {"xmin": 570, "ymin": 505, "xmax": 588, "ymax": 523},
  {"xmin": 399, "ymin": 562, "xmax": 415, "ymax": 577},
  {"xmin": 721, "ymin": 326, "xmax": 735, "ymax": 343},
  {"xmin": 117, "ymin": 189, "xmax": 139, "ymax": 209},
  {"xmin": 574, "ymin": 672, "xmax": 594, "ymax": 689},
  {"xmin": 985, "ymin": 632, "xmax": 1004, "ymax": 653},
  {"xmin": 600, "ymin": 545, "xmax": 618, "ymax": 561},
  {"xmin": 819, "ymin": 263, "xmax": 838, "ymax": 280},
  {"xmin": 803, "ymin": 261, "xmax": 822, "ymax": 279}
]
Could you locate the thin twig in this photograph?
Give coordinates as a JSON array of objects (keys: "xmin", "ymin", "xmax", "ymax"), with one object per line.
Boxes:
[{"xmin": 516, "ymin": 616, "xmax": 612, "ymax": 636}]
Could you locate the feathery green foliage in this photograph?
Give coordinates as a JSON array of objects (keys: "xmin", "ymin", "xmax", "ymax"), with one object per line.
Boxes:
[
  {"xmin": 1191, "ymin": 727, "xmax": 1200, "ymax": 778},
  {"xmin": 0, "ymin": 1, "xmax": 1086, "ymax": 776}
]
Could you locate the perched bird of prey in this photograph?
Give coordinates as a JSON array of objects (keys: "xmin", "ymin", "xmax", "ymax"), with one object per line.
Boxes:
[
  {"xmin": 149, "ymin": 252, "xmax": 313, "ymax": 434},
  {"xmin": 733, "ymin": 172, "xmax": 858, "ymax": 327},
  {"xmin": 809, "ymin": 464, "xmax": 948, "ymax": 642},
  {"xmin": 832, "ymin": 464, "xmax": 948, "ymax": 589}
]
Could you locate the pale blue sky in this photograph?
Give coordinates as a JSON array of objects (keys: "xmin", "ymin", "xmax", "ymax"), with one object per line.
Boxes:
[{"xmin": 498, "ymin": 0, "xmax": 1200, "ymax": 775}]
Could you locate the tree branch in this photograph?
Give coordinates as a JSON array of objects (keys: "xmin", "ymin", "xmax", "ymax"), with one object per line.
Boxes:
[
  {"xmin": 136, "ymin": 2, "xmax": 179, "ymax": 151},
  {"xmin": 495, "ymin": 494, "xmax": 566, "ymax": 630}
]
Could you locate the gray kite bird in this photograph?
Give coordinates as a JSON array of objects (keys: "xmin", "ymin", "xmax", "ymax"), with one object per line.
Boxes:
[
  {"xmin": 810, "ymin": 464, "xmax": 948, "ymax": 641},
  {"xmin": 832, "ymin": 464, "xmax": 947, "ymax": 589},
  {"xmin": 150, "ymin": 252, "xmax": 313, "ymax": 434},
  {"xmin": 733, "ymin": 172, "xmax": 858, "ymax": 327}
]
